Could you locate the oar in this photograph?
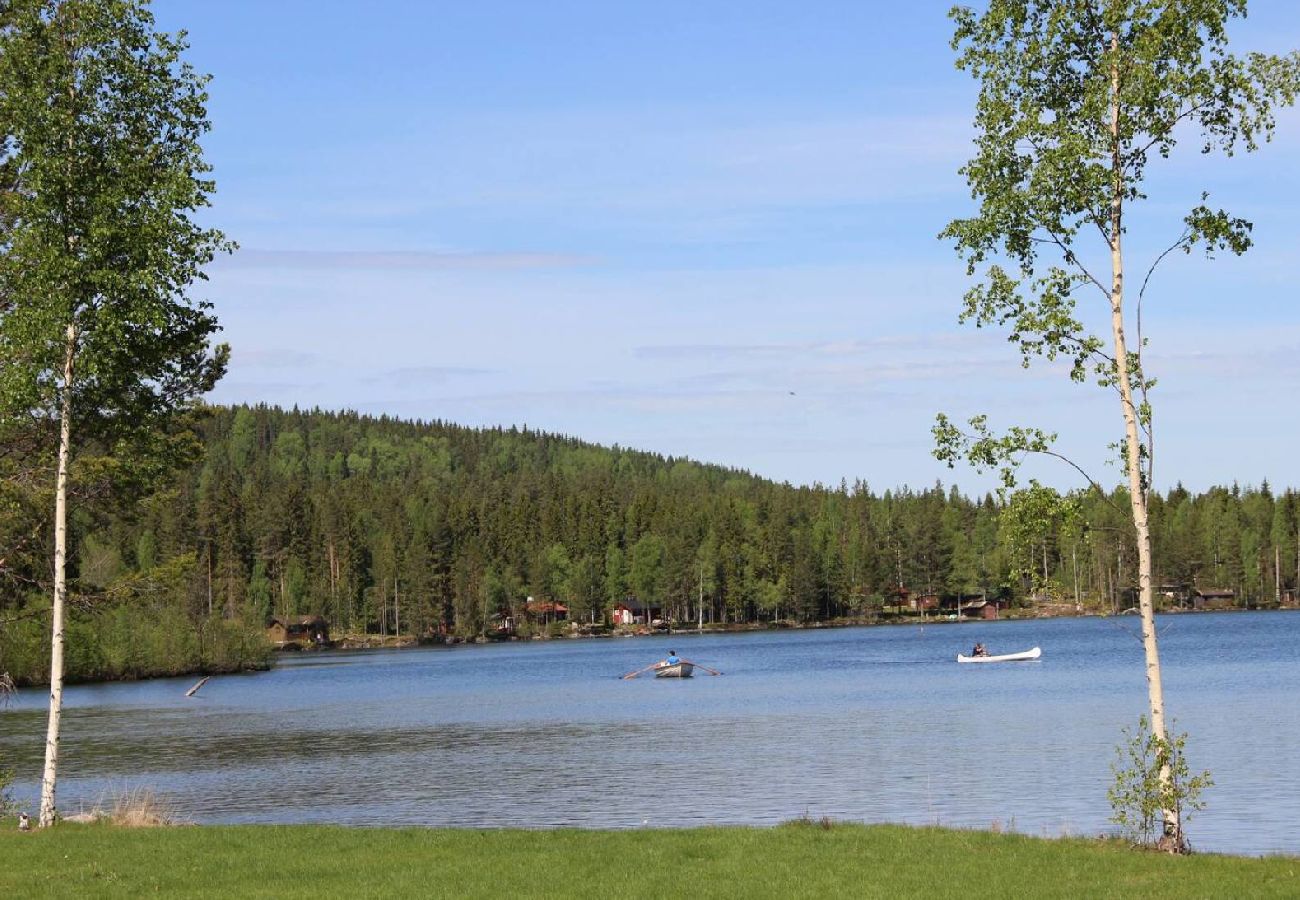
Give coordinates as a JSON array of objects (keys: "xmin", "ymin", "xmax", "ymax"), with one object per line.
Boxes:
[
  {"xmin": 621, "ymin": 662, "xmax": 661, "ymax": 680},
  {"xmin": 679, "ymin": 658, "xmax": 722, "ymax": 676}
]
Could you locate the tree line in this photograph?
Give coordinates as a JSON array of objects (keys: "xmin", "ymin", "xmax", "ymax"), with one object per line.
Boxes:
[{"xmin": 5, "ymin": 403, "xmax": 1298, "ymax": 684}]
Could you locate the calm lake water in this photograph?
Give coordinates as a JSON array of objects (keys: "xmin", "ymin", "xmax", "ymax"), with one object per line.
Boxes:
[{"xmin": 2, "ymin": 611, "xmax": 1298, "ymax": 856}]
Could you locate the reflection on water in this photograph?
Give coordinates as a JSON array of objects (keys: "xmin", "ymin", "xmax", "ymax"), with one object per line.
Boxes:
[{"xmin": 2, "ymin": 611, "xmax": 1297, "ymax": 855}]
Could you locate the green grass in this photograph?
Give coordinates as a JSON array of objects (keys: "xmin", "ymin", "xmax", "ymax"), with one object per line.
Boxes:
[{"xmin": 1, "ymin": 822, "xmax": 1296, "ymax": 899}]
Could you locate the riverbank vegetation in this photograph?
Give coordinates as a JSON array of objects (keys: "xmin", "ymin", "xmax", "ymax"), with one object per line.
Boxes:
[
  {"xmin": 5, "ymin": 403, "xmax": 1300, "ymax": 684},
  {"xmin": 1, "ymin": 822, "xmax": 1296, "ymax": 898}
]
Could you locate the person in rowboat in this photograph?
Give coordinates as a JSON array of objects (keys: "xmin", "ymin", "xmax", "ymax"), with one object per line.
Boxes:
[
  {"xmin": 660, "ymin": 650, "xmax": 681, "ymax": 668},
  {"xmin": 972, "ymin": 643, "xmax": 988, "ymax": 657}
]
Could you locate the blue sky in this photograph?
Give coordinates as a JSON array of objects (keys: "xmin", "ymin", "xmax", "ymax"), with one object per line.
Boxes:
[{"xmin": 159, "ymin": 1, "xmax": 1300, "ymax": 493}]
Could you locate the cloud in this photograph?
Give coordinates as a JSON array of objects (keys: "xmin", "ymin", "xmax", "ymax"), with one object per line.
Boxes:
[
  {"xmin": 367, "ymin": 365, "xmax": 495, "ymax": 384},
  {"xmin": 214, "ymin": 249, "xmax": 594, "ymax": 272},
  {"xmin": 233, "ymin": 348, "xmax": 331, "ymax": 369},
  {"xmin": 209, "ymin": 379, "xmax": 321, "ymax": 395},
  {"xmin": 635, "ymin": 332, "xmax": 992, "ymax": 361}
]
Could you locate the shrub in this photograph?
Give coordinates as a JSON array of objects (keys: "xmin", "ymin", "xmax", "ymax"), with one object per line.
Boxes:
[
  {"xmin": 1108, "ymin": 715, "xmax": 1212, "ymax": 851},
  {"xmin": 0, "ymin": 767, "xmax": 18, "ymax": 818},
  {"xmin": 109, "ymin": 788, "xmax": 181, "ymax": 827}
]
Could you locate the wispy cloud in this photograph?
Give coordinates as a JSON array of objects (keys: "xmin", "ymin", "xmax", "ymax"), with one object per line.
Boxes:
[
  {"xmin": 215, "ymin": 249, "xmax": 594, "ymax": 271},
  {"xmin": 635, "ymin": 333, "xmax": 989, "ymax": 361},
  {"xmin": 209, "ymin": 379, "xmax": 320, "ymax": 395},
  {"xmin": 367, "ymin": 365, "xmax": 496, "ymax": 384},
  {"xmin": 233, "ymin": 348, "xmax": 332, "ymax": 369}
]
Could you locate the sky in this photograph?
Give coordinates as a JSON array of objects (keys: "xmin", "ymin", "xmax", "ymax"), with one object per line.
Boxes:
[{"xmin": 156, "ymin": 1, "xmax": 1300, "ymax": 494}]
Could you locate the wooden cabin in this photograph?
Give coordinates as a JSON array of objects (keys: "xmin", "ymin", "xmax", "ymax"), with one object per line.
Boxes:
[
  {"xmin": 524, "ymin": 599, "xmax": 568, "ymax": 624},
  {"xmin": 267, "ymin": 615, "xmax": 330, "ymax": 647},
  {"xmin": 910, "ymin": 593, "xmax": 941, "ymax": 612}
]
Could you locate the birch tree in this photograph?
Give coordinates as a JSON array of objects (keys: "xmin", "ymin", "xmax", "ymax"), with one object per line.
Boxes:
[
  {"xmin": 934, "ymin": 0, "xmax": 1299, "ymax": 851},
  {"xmin": 0, "ymin": 0, "xmax": 229, "ymax": 827}
]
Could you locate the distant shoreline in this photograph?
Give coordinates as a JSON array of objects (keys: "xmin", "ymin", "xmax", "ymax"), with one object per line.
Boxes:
[
  {"xmin": 285, "ymin": 603, "xmax": 1300, "ymax": 652},
  {"xmin": 7, "ymin": 607, "xmax": 1292, "ymax": 691}
]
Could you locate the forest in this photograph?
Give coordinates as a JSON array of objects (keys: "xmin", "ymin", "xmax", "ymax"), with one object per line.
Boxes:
[{"xmin": 2, "ymin": 404, "xmax": 1298, "ymax": 683}]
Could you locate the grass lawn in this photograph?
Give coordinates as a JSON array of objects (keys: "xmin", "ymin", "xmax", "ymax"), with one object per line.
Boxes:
[{"xmin": 1, "ymin": 822, "xmax": 1296, "ymax": 898}]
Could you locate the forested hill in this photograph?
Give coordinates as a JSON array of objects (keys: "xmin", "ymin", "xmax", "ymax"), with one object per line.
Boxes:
[
  {"xmin": 79, "ymin": 405, "xmax": 1300, "ymax": 639},
  {"xmin": 6, "ymin": 402, "xmax": 1298, "ymax": 683}
]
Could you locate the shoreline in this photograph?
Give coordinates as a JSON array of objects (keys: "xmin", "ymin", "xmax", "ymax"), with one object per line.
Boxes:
[
  {"xmin": 304, "ymin": 602, "xmax": 1300, "ymax": 649},
  {"xmin": 7, "ymin": 606, "xmax": 1295, "ymax": 690}
]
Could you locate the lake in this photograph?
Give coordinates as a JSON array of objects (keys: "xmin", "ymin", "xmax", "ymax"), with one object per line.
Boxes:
[{"xmin": 2, "ymin": 611, "xmax": 1297, "ymax": 856}]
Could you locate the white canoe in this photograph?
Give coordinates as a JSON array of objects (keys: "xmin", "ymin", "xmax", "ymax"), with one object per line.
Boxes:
[
  {"xmin": 956, "ymin": 646, "xmax": 1041, "ymax": 663},
  {"xmin": 654, "ymin": 662, "xmax": 694, "ymax": 678}
]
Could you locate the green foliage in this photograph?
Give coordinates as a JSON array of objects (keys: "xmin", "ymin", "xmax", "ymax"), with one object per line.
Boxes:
[
  {"xmin": 1108, "ymin": 716, "xmax": 1213, "ymax": 848},
  {"xmin": 1000, "ymin": 483, "xmax": 1079, "ymax": 594},
  {"xmin": 629, "ymin": 534, "xmax": 667, "ymax": 610},
  {"xmin": 934, "ymin": 1, "xmax": 1300, "ymax": 490},
  {"xmin": 0, "ymin": 601, "xmax": 270, "ymax": 685},
  {"xmin": 0, "ymin": 551, "xmax": 269, "ymax": 684},
  {"xmin": 0, "ymin": 767, "xmax": 19, "ymax": 818},
  {"xmin": 0, "ymin": 0, "xmax": 231, "ymax": 453}
]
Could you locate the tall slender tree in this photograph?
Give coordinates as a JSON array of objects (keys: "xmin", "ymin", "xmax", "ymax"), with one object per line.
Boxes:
[
  {"xmin": 934, "ymin": 0, "xmax": 1299, "ymax": 850},
  {"xmin": 0, "ymin": 0, "xmax": 230, "ymax": 826}
]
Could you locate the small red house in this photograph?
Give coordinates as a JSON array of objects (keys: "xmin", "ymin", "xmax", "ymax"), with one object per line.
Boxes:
[
  {"xmin": 911, "ymin": 593, "xmax": 941, "ymax": 612},
  {"xmin": 611, "ymin": 598, "xmax": 661, "ymax": 626}
]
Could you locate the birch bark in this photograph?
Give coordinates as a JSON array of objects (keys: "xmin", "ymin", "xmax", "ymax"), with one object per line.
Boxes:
[{"xmin": 38, "ymin": 323, "xmax": 75, "ymax": 827}]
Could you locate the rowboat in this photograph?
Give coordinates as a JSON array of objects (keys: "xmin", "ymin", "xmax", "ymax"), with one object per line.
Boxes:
[
  {"xmin": 654, "ymin": 662, "xmax": 695, "ymax": 678},
  {"xmin": 956, "ymin": 646, "xmax": 1041, "ymax": 663}
]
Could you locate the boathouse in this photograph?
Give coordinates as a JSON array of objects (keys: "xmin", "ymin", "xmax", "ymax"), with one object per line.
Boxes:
[
  {"xmin": 958, "ymin": 599, "xmax": 1004, "ymax": 620},
  {"xmin": 267, "ymin": 615, "xmax": 330, "ymax": 647},
  {"xmin": 1191, "ymin": 588, "xmax": 1236, "ymax": 611}
]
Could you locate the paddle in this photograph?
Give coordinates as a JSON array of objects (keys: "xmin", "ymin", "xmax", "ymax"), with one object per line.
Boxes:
[
  {"xmin": 678, "ymin": 657, "xmax": 722, "ymax": 676},
  {"xmin": 621, "ymin": 662, "xmax": 661, "ymax": 680}
]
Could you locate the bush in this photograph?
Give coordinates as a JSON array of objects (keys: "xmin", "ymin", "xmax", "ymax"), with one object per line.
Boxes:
[
  {"xmin": 1108, "ymin": 715, "xmax": 1212, "ymax": 851},
  {"xmin": 0, "ymin": 600, "xmax": 270, "ymax": 685},
  {"xmin": 0, "ymin": 767, "xmax": 19, "ymax": 819},
  {"xmin": 109, "ymin": 787, "xmax": 181, "ymax": 827}
]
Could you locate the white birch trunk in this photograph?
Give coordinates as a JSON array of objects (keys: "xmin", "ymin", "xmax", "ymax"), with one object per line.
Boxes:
[
  {"xmin": 1110, "ymin": 38, "xmax": 1180, "ymax": 849},
  {"xmin": 39, "ymin": 323, "xmax": 76, "ymax": 828},
  {"xmin": 1275, "ymin": 545, "xmax": 1281, "ymax": 606}
]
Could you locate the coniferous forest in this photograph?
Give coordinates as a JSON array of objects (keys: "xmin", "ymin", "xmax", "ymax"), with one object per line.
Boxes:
[{"xmin": 2, "ymin": 403, "xmax": 1298, "ymax": 684}]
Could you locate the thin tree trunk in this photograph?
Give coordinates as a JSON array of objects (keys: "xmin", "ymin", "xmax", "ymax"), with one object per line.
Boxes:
[
  {"xmin": 39, "ymin": 324, "xmax": 76, "ymax": 828},
  {"xmin": 328, "ymin": 539, "xmax": 337, "ymax": 622},
  {"xmin": 1110, "ymin": 36, "xmax": 1179, "ymax": 849},
  {"xmin": 1072, "ymin": 542, "xmax": 1080, "ymax": 609},
  {"xmin": 1275, "ymin": 545, "xmax": 1281, "ymax": 606},
  {"xmin": 206, "ymin": 541, "xmax": 213, "ymax": 617}
]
